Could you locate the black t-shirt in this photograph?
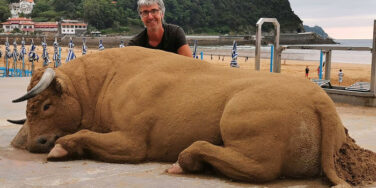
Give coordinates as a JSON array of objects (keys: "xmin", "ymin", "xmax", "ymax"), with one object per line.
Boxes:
[{"xmin": 127, "ymin": 24, "xmax": 187, "ymax": 54}]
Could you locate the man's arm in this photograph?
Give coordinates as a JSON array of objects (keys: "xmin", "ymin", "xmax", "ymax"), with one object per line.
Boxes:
[{"xmin": 178, "ymin": 44, "xmax": 192, "ymax": 57}]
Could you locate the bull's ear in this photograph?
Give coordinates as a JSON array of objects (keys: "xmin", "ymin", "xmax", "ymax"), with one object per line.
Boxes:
[{"xmin": 53, "ymin": 78, "xmax": 67, "ymax": 95}]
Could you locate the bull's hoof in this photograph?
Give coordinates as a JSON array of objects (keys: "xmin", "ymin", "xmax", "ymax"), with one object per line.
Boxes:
[
  {"xmin": 47, "ymin": 144, "xmax": 68, "ymax": 160},
  {"xmin": 166, "ymin": 163, "xmax": 184, "ymax": 174}
]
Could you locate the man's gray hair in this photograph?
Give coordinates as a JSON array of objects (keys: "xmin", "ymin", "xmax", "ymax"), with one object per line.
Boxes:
[{"xmin": 137, "ymin": 0, "xmax": 166, "ymax": 15}]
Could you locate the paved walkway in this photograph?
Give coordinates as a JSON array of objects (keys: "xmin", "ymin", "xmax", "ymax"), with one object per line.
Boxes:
[{"xmin": 0, "ymin": 77, "xmax": 375, "ymax": 187}]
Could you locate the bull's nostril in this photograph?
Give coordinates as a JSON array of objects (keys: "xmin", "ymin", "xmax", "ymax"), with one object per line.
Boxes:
[{"xmin": 38, "ymin": 138, "xmax": 47, "ymax": 145}]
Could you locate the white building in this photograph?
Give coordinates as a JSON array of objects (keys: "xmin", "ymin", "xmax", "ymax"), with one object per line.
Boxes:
[
  {"xmin": 1, "ymin": 17, "xmax": 34, "ymax": 33},
  {"xmin": 61, "ymin": 20, "xmax": 88, "ymax": 35},
  {"xmin": 10, "ymin": 0, "xmax": 35, "ymax": 18}
]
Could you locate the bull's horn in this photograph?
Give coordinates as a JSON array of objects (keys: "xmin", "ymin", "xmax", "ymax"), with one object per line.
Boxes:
[
  {"xmin": 12, "ymin": 68, "xmax": 55, "ymax": 103},
  {"xmin": 7, "ymin": 118, "xmax": 26, "ymax": 124}
]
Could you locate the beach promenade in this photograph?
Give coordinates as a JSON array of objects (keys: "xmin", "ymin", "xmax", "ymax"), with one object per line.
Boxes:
[
  {"xmin": 1, "ymin": 54, "xmax": 376, "ymax": 187},
  {"xmin": 1, "ymin": 45, "xmax": 372, "ymax": 87}
]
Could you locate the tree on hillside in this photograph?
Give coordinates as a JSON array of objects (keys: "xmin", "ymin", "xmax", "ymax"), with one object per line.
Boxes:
[
  {"xmin": 83, "ymin": 0, "xmax": 119, "ymax": 29},
  {"xmin": 19, "ymin": 0, "xmax": 304, "ymax": 34},
  {"xmin": 52, "ymin": 0, "xmax": 83, "ymax": 19},
  {"xmin": 0, "ymin": 0, "xmax": 11, "ymax": 22}
]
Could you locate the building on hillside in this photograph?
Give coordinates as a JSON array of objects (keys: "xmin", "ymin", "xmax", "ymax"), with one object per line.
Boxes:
[
  {"xmin": 34, "ymin": 22, "xmax": 58, "ymax": 33},
  {"xmin": 1, "ymin": 17, "xmax": 34, "ymax": 33},
  {"xmin": 10, "ymin": 0, "xmax": 35, "ymax": 18},
  {"xmin": 60, "ymin": 20, "xmax": 88, "ymax": 36},
  {"xmin": 1, "ymin": 18, "xmax": 87, "ymax": 36}
]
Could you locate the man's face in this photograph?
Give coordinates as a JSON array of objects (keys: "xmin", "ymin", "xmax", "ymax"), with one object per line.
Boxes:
[{"xmin": 139, "ymin": 4, "xmax": 163, "ymax": 31}]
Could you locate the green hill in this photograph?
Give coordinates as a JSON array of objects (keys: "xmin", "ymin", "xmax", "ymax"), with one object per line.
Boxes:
[
  {"xmin": 2, "ymin": 0, "xmax": 305, "ymax": 35},
  {"xmin": 304, "ymin": 25, "xmax": 330, "ymax": 39}
]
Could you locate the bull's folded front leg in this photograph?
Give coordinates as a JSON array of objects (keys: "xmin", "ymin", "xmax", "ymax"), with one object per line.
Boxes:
[{"xmin": 47, "ymin": 129, "xmax": 147, "ymax": 163}]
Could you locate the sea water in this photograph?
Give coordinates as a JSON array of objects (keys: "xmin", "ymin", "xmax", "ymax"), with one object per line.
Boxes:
[{"xmin": 199, "ymin": 39, "xmax": 373, "ymax": 64}]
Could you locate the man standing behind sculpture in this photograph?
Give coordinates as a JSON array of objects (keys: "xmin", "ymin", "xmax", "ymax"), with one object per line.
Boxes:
[{"xmin": 128, "ymin": 0, "xmax": 192, "ymax": 57}]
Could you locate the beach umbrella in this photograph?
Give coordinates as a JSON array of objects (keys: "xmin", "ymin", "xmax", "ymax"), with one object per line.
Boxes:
[
  {"xmin": 28, "ymin": 39, "xmax": 39, "ymax": 76},
  {"xmin": 230, "ymin": 40, "xmax": 239, "ymax": 68},
  {"xmin": 119, "ymin": 40, "xmax": 125, "ymax": 48},
  {"xmin": 5, "ymin": 39, "xmax": 12, "ymax": 76},
  {"xmin": 99, "ymin": 39, "xmax": 104, "ymax": 51},
  {"xmin": 66, "ymin": 38, "xmax": 76, "ymax": 62},
  {"xmin": 28, "ymin": 40, "xmax": 39, "ymax": 62},
  {"xmin": 12, "ymin": 40, "xmax": 19, "ymax": 76},
  {"xmin": 192, "ymin": 40, "xmax": 197, "ymax": 58},
  {"xmin": 41, "ymin": 39, "xmax": 50, "ymax": 67},
  {"xmin": 82, "ymin": 38, "xmax": 88, "ymax": 55},
  {"xmin": 19, "ymin": 39, "xmax": 26, "ymax": 61},
  {"xmin": 19, "ymin": 38, "xmax": 27, "ymax": 76},
  {"xmin": 53, "ymin": 38, "xmax": 61, "ymax": 68}
]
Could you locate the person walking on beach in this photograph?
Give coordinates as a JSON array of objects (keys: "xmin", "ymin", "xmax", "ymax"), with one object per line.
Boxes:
[
  {"xmin": 338, "ymin": 69, "xmax": 344, "ymax": 85},
  {"xmin": 305, "ymin": 66, "xmax": 310, "ymax": 79},
  {"xmin": 128, "ymin": 0, "xmax": 192, "ymax": 57}
]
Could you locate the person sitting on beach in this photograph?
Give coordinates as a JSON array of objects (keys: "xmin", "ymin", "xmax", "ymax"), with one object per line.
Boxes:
[
  {"xmin": 305, "ymin": 66, "xmax": 309, "ymax": 79},
  {"xmin": 338, "ymin": 69, "xmax": 344, "ymax": 85},
  {"xmin": 127, "ymin": 0, "xmax": 192, "ymax": 57}
]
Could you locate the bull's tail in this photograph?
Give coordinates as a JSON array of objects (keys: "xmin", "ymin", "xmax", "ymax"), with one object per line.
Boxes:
[{"xmin": 316, "ymin": 101, "xmax": 350, "ymax": 187}]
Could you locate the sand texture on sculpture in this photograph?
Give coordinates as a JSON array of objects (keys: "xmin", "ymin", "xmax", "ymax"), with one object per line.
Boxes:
[{"xmin": 8, "ymin": 46, "xmax": 376, "ymax": 187}]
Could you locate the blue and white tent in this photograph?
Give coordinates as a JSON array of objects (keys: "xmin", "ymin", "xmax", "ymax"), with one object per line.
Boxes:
[
  {"xmin": 19, "ymin": 39, "xmax": 26, "ymax": 61},
  {"xmin": 82, "ymin": 38, "xmax": 88, "ymax": 55},
  {"xmin": 5, "ymin": 40, "xmax": 12, "ymax": 59},
  {"xmin": 230, "ymin": 40, "xmax": 239, "ymax": 68},
  {"xmin": 4, "ymin": 39, "xmax": 12, "ymax": 76},
  {"xmin": 12, "ymin": 40, "xmax": 19, "ymax": 62},
  {"xmin": 99, "ymin": 39, "xmax": 104, "ymax": 51},
  {"xmin": 119, "ymin": 40, "xmax": 125, "ymax": 48},
  {"xmin": 12, "ymin": 40, "xmax": 19, "ymax": 76},
  {"xmin": 53, "ymin": 39, "xmax": 61, "ymax": 67},
  {"xmin": 192, "ymin": 40, "xmax": 197, "ymax": 58},
  {"xmin": 66, "ymin": 39, "xmax": 76, "ymax": 62},
  {"xmin": 19, "ymin": 39, "xmax": 27, "ymax": 76},
  {"xmin": 42, "ymin": 41, "xmax": 50, "ymax": 67},
  {"xmin": 28, "ymin": 40, "xmax": 39, "ymax": 62}
]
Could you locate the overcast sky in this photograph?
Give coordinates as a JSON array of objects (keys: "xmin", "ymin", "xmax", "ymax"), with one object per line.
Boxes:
[{"xmin": 289, "ymin": 0, "xmax": 376, "ymax": 39}]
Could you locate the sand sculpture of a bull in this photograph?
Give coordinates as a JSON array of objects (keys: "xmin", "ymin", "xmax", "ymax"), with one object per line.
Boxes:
[{"xmin": 9, "ymin": 47, "xmax": 376, "ymax": 187}]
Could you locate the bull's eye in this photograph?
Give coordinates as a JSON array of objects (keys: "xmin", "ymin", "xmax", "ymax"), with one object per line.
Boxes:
[{"xmin": 43, "ymin": 104, "xmax": 51, "ymax": 111}]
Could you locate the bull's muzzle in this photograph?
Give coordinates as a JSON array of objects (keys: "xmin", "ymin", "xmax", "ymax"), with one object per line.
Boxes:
[{"xmin": 28, "ymin": 134, "xmax": 60, "ymax": 153}]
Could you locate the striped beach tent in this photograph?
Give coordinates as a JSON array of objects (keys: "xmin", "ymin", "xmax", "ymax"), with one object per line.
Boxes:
[
  {"xmin": 12, "ymin": 40, "xmax": 19, "ymax": 76},
  {"xmin": 53, "ymin": 38, "xmax": 61, "ymax": 67},
  {"xmin": 19, "ymin": 38, "xmax": 27, "ymax": 76},
  {"xmin": 5, "ymin": 40, "xmax": 12, "ymax": 59},
  {"xmin": 99, "ymin": 39, "xmax": 104, "ymax": 51},
  {"xmin": 41, "ymin": 41, "xmax": 50, "ymax": 67},
  {"xmin": 119, "ymin": 40, "xmax": 125, "ymax": 48},
  {"xmin": 19, "ymin": 39, "xmax": 26, "ymax": 61},
  {"xmin": 66, "ymin": 39, "xmax": 76, "ymax": 62},
  {"xmin": 12, "ymin": 40, "xmax": 19, "ymax": 61},
  {"xmin": 28, "ymin": 40, "xmax": 39, "ymax": 62},
  {"xmin": 192, "ymin": 40, "xmax": 197, "ymax": 58},
  {"xmin": 5, "ymin": 40, "xmax": 12, "ymax": 76},
  {"xmin": 82, "ymin": 38, "xmax": 88, "ymax": 55},
  {"xmin": 230, "ymin": 40, "xmax": 239, "ymax": 68}
]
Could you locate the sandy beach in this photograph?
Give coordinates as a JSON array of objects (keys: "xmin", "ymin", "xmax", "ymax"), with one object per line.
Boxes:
[{"xmin": 1, "ymin": 46, "xmax": 372, "ymax": 87}]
